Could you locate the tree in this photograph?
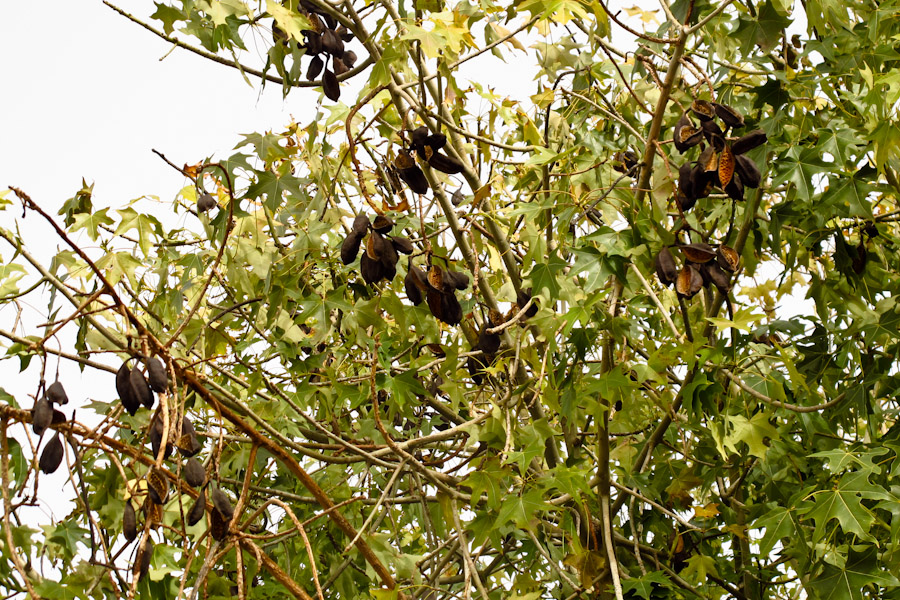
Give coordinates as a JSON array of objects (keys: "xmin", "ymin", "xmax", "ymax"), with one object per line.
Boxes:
[{"xmin": 2, "ymin": 0, "xmax": 900, "ymax": 598}]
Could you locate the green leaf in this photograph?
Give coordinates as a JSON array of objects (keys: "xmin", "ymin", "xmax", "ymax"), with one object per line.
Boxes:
[
  {"xmin": 724, "ymin": 413, "xmax": 779, "ymax": 459},
  {"xmin": 267, "ymin": 0, "xmax": 311, "ymax": 42},
  {"xmin": 70, "ymin": 208, "xmax": 113, "ymax": 241},
  {"xmin": 753, "ymin": 504, "xmax": 796, "ymax": 556},
  {"xmin": 621, "ymin": 571, "xmax": 672, "ymax": 600},
  {"xmin": 496, "ymin": 489, "xmax": 548, "ymax": 529}
]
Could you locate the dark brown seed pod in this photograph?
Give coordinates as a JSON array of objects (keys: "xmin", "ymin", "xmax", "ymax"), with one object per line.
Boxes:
[
  {"xmin": 306, "ymin": 54, "xmax": 324, "ymax": 81},
  {"xmin": 713, "ymin": 102, "xmax": 745, "ymax": 129},
  {"xmin": 360, "ymin": 253, "xmax": 385, "ymax": 285},
  {"xmin": 176, "ymin": 433, "xmax": 203, "ymax": 458},
  {"xmin": 678, "ymin": 163, "xmax": 695, "ymax": 199},
  {"xmin": 732, "ymin": 129, "xmax": 767, "ymax": 155},
  {"xmin": 351, "ymin": 214, "xmax": 370, "ymax": 235},
  {"xmin": 390, "ymin": 236, "xmax": 413, "ymax": 255},
  {"xmin": 440, "ymin": 292, "xmax": 463, "ymax": 326},
  {"xmin": 425, "ymin": 133, "xmax": 448, "ymax": 151},
  {"xmin": 32, "ymin": 397, "xmax": 52, "ymax": 436},
  {"xmin": 725, "ymin": 173, "xmax": 745, "ymax": 201},
  {"xmin": 467, "ymin": 356, "xmax": 487, "ymax": 385},
  {"xmin": 426, "ymin": 287, "xmax": 445, "ymax": 322},
  {"xmin": 398, "ymin": 165, "xmax": 428, "ymax": 194},
  {"xmin": 147, "ymin": 467, "xmax": 169, "ymax": 505},
  {"xmin": 409, "ymin": 126, "xmax": 430, "ymax": 152},
  {"xmin": 211, "ymin": 488, "xmax": 234, "ymax": 521},
  {"xmin": 451, "ymin": 187, "xmax": 465, "ymax": 206},
  {"xmin": 679, "ymin": 243, "xmax": 716, "ymax": 263},
  {"xmin": 149, "ymin": 415, "xmax": 173, "ymax": 460},
  {"xmin": 340, "ymin": 231, "xmax": 364, "ymax": 265},
  {"xmin": 675, "ymin": 264, "xmax": 704, "ymax": 298},
  {"xmin": 673, "ymin": 113, "xmax": 700, "ymax": 153},
  {"xmin": 488, "ymin": 309, "xmax": 505, "ymax": 327},
  {"xmin": 380, "ymin": 243, "xmax": 399, "ymax": 281},
  {"xmin": 46, "ymin": 381, "xmax": 69, "ymax": 405},
  {"xmin": 477, "ymin": 327, "xmax": 501, "ymax": 355},
  {"xmin": 700, "ymin": 261, "xmax": 731, "ymax": 291},
  {"xmin": 134, "ymin": 537, "xmax": 153, "ymax": 582},
  {"xmin": 699, "ymin": 146, "xmax": 717, "ymax": 174},
  {"xmin": 332, "ymin": 56, "xmax": 348, "ymax": 76},
  {"xmin": 852, "ymin": 242, "xmax": 867, "ymax": 274},
  {"xmin": 272, "ymin": 22, "xmax": 288, "ymax": 44},
  {"xmin": 302, "ymin": 30, "xmax": 322, "ymax": 55},
  {"xmin": 123, "ymin": 501, "xmax": 137, "ymax": 541},
  {"xmin": 321, "ymin": 28, "xmax": 344, "ymax": 57},
  {"xmin": 51, "ymin": 409, "xmax": 67, "ymax": 425},
  {"xmin": 677, "ymin": 193, "xmax": 697, "ymax": 212},
  {"xmin": 716, "ymin": 246, "xmax": 740, "ymax": 272},
  {"xmin": 427, "ymin": 265, "xmax": 444, "ymax": 290},
  {"xmin": 187, "ymin": 489, "xmax": 206, "ymax": 526},
  {"xmin": 209, "ymin": 505, "xmax": 229, "ymax": 541},
  {"xmin": 863, "ymin": 221, "xmax": 879, "ymax": 238},
  {"xmin": 690, "ymin": 99, "xmax": 716, "ymax": 121},
  {"xmin": 322, "ymin": 69, "xmax": 340, "ymax": 101},
  {"xmin": 718, "ymin": 146, "xmax": 735, "ymax": 188},
  {"xmin": 427, "ymin": 152, "xmax": 464, "ymax": 174},
  {"xmin": 516, "ymin": 289, "xmax": 539, "ymax": 318},
  {"xmin": 612, "ymin": 150, "xmax": 639, "ymax": 172},
  {"xmin": 183, "ymin": 458, "xmax": 206, "ymax": 488},
  {"xmin": 197, "ymin": 193, "xmax": 217, "ymax": 213},
  {"xmin": 372, "ymin": 215, "xmax": 394, "ymax": 234},
  {"xmin": 405, "ymin": 262, "xmax": 427, "ymax": 305},
  {"xmin": 343, "ymin": 50, "xmax": 358, "ymax": 67},
  {"xmin": 366, "ymin": 232, "xmax": 386, "ymax": 260},
  {"xmin": 654, "ymin": 247, "xmax": 678, "ymax": 286},
  {"xmin": 130, "ymin": 368, "xmax": 154, "ymax": 409},
  {"xmin": 146, "ymin": 358, "xmax": 168, "ymax": 394},
  {"xmin": 443, "ymin": 269, "xmax": 470, "ymax": 291},
  {"xmin": 394, "ymin": 148, "xmax": 416, "ymax": 170},
  {"xmin": 701, "ymin": 120, "xmax": 726, "ymax": 151},
  {"xmin": 116, "ymin": 363, "xmax": 140, "ymax": 416},
  {"xmin": 39, "ymin": 434, "xmax": 64, "ymax": 474},
  {"xmin": 734, "ymin": 154, "xmax": 761, "ymax": 188}
]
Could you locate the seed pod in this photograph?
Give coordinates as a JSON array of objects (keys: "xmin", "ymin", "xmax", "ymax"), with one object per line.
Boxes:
[
  {"xmin": 405, "ymin": 262, "xmax": 427, "ymax": 305},
  {"xmin": 427, "ymin": 265, "xmax": 444, "ymax": 290},
  {"xmin": 372, "ymin": 215, "xmax": 394, "ymax": 234},
  {"xmin": 39, "ymin": 434, "xmax": 64, "ymax": 474},
  {"xmin": 51, "ymin": 409, "xmax": 67, "ymax": 425},
  {"xmin": 146, "ymin": 358, "xmax": 168, "ymax": 394},
  {"xmin": 32, "ymin": 397, "xmax": 53, "ymax": 436},
  {"xmin": 718, "ymin": 146, "xmax": 735, "ymax": 187},
  {"xmin": 477, "ymin": 327, "xmax": 501, "ymax": 355},
  {"xmin": 440, "ymin": 292, "xmax": 463, "ymax": 326},
  {"xmin": 426, "ymin": 287, "xmax": 445, "ymax": 322},
  {"xmin": 675, "ymin": 264, "xmax": 703, "ymax": 298},
  {"xmin": 451, "ymin": 187, "xmax": 465, "ymax": 206},
  {"xmin": 702, "ymin": 119, "xmax": 726, "ymax": 151},
  {"xmin": 716, "ymin": 246, "xmax": 740, "ymax": 272},
  {"xmin": 409, "ymin": 126, "xmax": 430, "ymax": 152},
  {"xmin": 713, "ymin": 102, "xmax": 744, "ymax": 129},
  {"xmin": 654, "ymin": 247, "xmax": 678, "ymax": 286},
  {"xmin": 725, "ymin": 173, "xmax": 745, "ymax": 201},
  {"xmin": 211, "ymin": 488, "xmax": 234, "ymax": 521},
  {"xmin": 443, "ymin": 269, "xmax": 470, "ymax": 291},
  {"xmin": 360, "ymin": 253, "xmax": 385, "ymax": 285},
  {"xmin": 147, "ymin": 467, "xmax": 169, "ymax": 505},
  {"xmin": 321, "ymin": 28, "xmax": 344, "ymax": 57},
  {"xmin": 863, "ymin": 221, "xmax": 878, "ymax": 238},
  {"xmin": 123, "ymin": 501, "xmax": 137, "ymax": 541},
  {"xmin": 303, "ymin": 30, "xmax": 322, "ymax": 55},
  {"xmin": 306, "ymin": 55, "xmax": 324, "ymax": 81},
  {"xmin": 699, "ymin": 146, "xmax": 717, "ymax": 174},
  {"xmin": 380, "ymin": 242, "xmax": 399, "ymax": 281},
  {"xmin": 334, "ymin": 56, "xmax": 350, "ymax": 76},
  {"xmin": 488, "ymin": 309, "xmax": 505, "ymax": 327},
  {"xmin": 394, "ymin": 150, "xmax": 429, "ymax": 194},
  {"xmin": 46, "ymin": 381, "xmax": 69, "ymax": 405},
  {"xmin": 134, "ymin": 537, "xmax": 153, "ymax": 582},
  {"xmin": 351, "ymin": 214, "xmax": 370, "ymax": 235},
  {"xmin": 516, "ymin": 289, "xmax": 539, "ymax": 318},
  {"xmin": 700, "ymin": 261, "xmax": 731, "ymax": 291},
  {"xmin": 183, "ymin": 458, "xmax": 206, "ymax": 488},
  {"xmin": 340, "ymin": 230, "xmax": 364, "ymax": 265},
  {"xmin": 176, "ymin": 432, "xmax": 203, "ymax": 458},
  {"xmin": 343, "ymin": 50, "xmax": 358, "ymax": 68},
  {"xmin": 673, "ymin": 113, "xmax": 701, "ymax": 153},
  {"xmin": 209, "ymin": 505, "xmax": 229, "ymax": 541},
  {"xmin": 426, "ymin": 133, "xmax": 447, "ymax": 151},
  {"xmin": 322, "ymin": 69, "xmax": 340, "ymax": 101},
  {"xmin": 390, "ymin": 236, "xmax": 413, "ymax": 255},
  {"xmin": 677, "ymin": 193, "xmax": 697, "ymax": 212},
  {"xmin": 187, "ymin": 488, "xmax": 206, "ymax": 526},
  {"xmin": 678, "ymin": 163, "xmax": 695, "ymax": 199},
  {"xmin": 197, "ymin": 193, "xmax": 217, "ymax": 212},
  {"xmin": 467, "ymin": 356, "xmax": 487, "ymax": 385},
  {"xmin": 116, "ymin": 363, "xmax": 140, "ymax": 416},
  {"xmin": 272, "ymin": 22, "xmax": 288, "ymax": 44},
  {"xmin": 427, "ymin": 152, "xmax": 464, "ymax": 174},
  {"xmin": 613, "ymin": 150, "xmax": 639, "ymax": 172},
  {"xmin": 680, "ymin": 243, "xmax": 716, "ymax": 264},
  {"xmin": 690, "ymin": 99, "xmax": 716, "ymax": 121},
  {"xmin": 149, "ymin": 415, "xmax": 173, "ymax": 460},
  {"xmin": 365, "ymin": 232, "xmax": 386, "ymax": 260},
  {"xmin": 732, "ymin": 129, "xmax": 767, "ymax": 155},
  {"xmin": 734, "ymin": 154, "xmax": 761, "ymax": 188},
  {"xmin": 144, "ymin": 496, "xmax": 162, "ymax": 527},
  {"xmin": 852, "ymin": 242, "xmax": 867, "ymax": 274},
  {"xmin": 130, "ymin": 368, "xmax": 154, "ymax": 409}
]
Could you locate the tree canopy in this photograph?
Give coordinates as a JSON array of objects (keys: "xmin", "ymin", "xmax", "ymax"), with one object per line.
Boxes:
[{"xmin": 3, "ymin": 1, "xmax": 900, "ymax": 599}]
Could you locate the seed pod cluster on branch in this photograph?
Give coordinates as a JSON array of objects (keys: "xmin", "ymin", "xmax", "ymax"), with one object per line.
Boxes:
[
  {"xmin": 655, "ymin": 243, "xmax": 740, "ymax": 298},
  {"xmin": 388, "ymin": 127, "xmax": 465, "ymax": 195},
  {"xmin": 673, "ymin": 99, "xmax": 767, "ymax": 210},
  {"xmin": 406, "ymin": 262, "xmax": 469, "ymax": 325},
  {"xmin": 340, "ymin": 213, "xmax": 414, "ymax": 284}
]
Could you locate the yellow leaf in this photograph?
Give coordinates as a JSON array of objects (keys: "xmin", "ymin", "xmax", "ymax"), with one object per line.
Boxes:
[
  {"xmin": 694, "ymin": 503, "xmax": 719, "ymax": 518},
  {"xmin": 474, "ymin": 182, "xmax": 492, "ymax": 204},
  {"xmin": 489, "ymin": 22, "xmax": 525, "ymax": 51}
]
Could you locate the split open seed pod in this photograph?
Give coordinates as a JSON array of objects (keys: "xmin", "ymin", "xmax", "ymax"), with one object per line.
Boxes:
[
  {"xmin": 409, "ymin": 126, "xmax": 430, "ymax": 152},
  {"xmin": 654, "ymin": 247, "xmax": 678, "ymax": 286},
  {"xmin": 673, "ymin": 113, "xmax": 702, "ymax": 153},
  {"xmin": 395, "ymin": 150, "xmax": 429, "ymax": 194},
  {"xmin": 123, "ymin": 501, "xmax": 137, "ymax": 541},
  {"xmin": 372, "ymin": 215, "xmax": 394, "ymax": 234},
  {"xmin": 47, "ymin": 381, "xmax": 69, "ymax": 405},
  {"xmin": 714, "ymin": 102, "xmax": 745, "ymax": 129},
  {"xmin": 39, "ymin": 434, "xmax": 64, "ymax": 474},
  {"xmin": 716, "ymin": 246, "xmax": 740, "ymax": 272},
  {"xmin": 427, "ymin": 265, "xmax": 444, "ymax": 290},
  {"xmin": 718, "ymin": 145, "xmax": 735, "ymax": 187},
  {"xmin": 702, "ymin": 120, "xmax": 726, "ymax": 151},
  {"xmin": 147, "ymin": 467, "xmax": 169, "ymax": 505},
  {"xmin": 32, "ymin": 397, "xmax": 52, "ymax": 436},
  {"xmin": 366, "ymin": 232, "xmax": 386, "ymax": 260},
  {"xmin": 675, "ymin": 264, "xmax": 703, "ymax": 298},
  {"xmin": 732, "ymin": 129, "xmax": 767, "ymax": 155},
  {"xmin": 734, "ymin": 154, "xmax": 761, "ymax": 188},
  {"xmin": 146, "ymin": 358, "xmax": 168, "ymax": 394},
  {"xmin": 679, "ymin": 243, "xmax": 716, "ymax": 263},
  {"xmin": 690, "ymin": 99, "xmax": 716, "ymax": 121},
  {"xmin": 404, "ymin": 262, "xmax": 427, "ymax": 305}
]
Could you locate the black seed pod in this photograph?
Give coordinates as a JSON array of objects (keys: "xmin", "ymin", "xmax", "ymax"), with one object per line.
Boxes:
[
  {"xmin": 197, "ymin": 193, "xmax": 217, "ymax": 212},
  {"xmin": 123, "ymin": 502, "xmax": 137, "ymax": 541},
  {"xmin": 360, "ymin": 253, "xmax": 385, "ymax": 284},
  {"xmin": 655, "ymin": 247, "xmax": 678, "ymax": 286},
  {"xmin": 302, "ymin": 30, "xmax": 322, "ymax": 55},
  {"xmin": 117, "ymin": 363, "xmax": 140, "ymax": 416},
  {"xmin": 405, "ymin": 262, "xmax": 426, "ymax": 305},
  {"xmin": 333, "ymin": 56, "xmax": 348, "ymax": 76},
  {"xmin": 146, "ymin": 358, "xmax": 168, "ymax": 394},
  {"xmin": 187, "ymin": 489, "xmax": 206, "ymax": 526},
  {"xmin": 713, "ymin": 102, "xmax": 745, "ymax": 129},
  {"xmin": 732, "ymin": 129, "xmax": 767, "ymax": 155},
  {"xmin": 211, "ymin": 488, "xmax": 234, "ymax": 521},
  {"xmin": 134, "ymin": 537, "xmax": 153, "ymax": 582},
  {"xmin": 321, "ymin": 28, "xmax": 344, "ymax": 57},
  {"xmin": 477, "ymin": 327, "xmax": 501, "ymax": 355},
  {"xmin": 443, "ymin": 270, "xmax": 470, "ymax": 291},
  {"xmin": 340, "ymin": 231, "xmax": 364, "ymax": 265},
  {"xmin": 209, "ymin": 506, "xmax": 229, "ymax": 541},
  {"xmin": 734, "ymin": 154, "xmax": 761, "ymax": 188},
  {"xmin": 39, "ymin": 434, "xmax": 64, "ymax": 474},
  {"xmin": 372, "ymin": 215, "xmax": 394, "ymax": 234},
  {"xmin": 516, "ymin": 289, "xmax": 540, "ymax": 318},
  {"xmin": 427, "ymin": 152, "xmax": 464, "ymax": 174},
  {"xmin": 149, "ymin": 415, "xmax": 173, "ymax": 460},
  {"xmin": 46, "ymin": 381, "xmax": 69, "ymax": 405},
  {"xmin": 322, "ymin": 69, "xmax": 340, "ymax": 102},
  {"xmin": 306, "ymin": 55, "xmax": 324, "ymax": 81},
  {"xmin": 32, "ymin": 397, "xmax": 52, "ymax": 436},
  {"xmin": 351, "ymin": 214, "xmax": 370, "ymax": 235},
  {"xmin": 390, "ymin": 236, "xmax": 413, "ymax": 255},
  {"xmin": 183, "ymin": 458, "xmax": 206, "ymax": 488},
  {"xmin": 130, "ymin": 368, "xmax": 154, "ymax": 409}
]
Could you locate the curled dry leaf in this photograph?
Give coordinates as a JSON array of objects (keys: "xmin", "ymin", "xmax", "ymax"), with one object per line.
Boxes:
[
  {"xmin": 46, "ymin": 381, "xmax": 69, "ymax": 405},
  {"xmin": 39, "ymin": 434, "xmax": 64, "ymax": 474}
]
